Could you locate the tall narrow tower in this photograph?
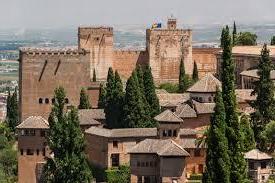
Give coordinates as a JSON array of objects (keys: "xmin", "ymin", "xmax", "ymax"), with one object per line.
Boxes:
[
  {"xmin": 78, "ymin": 27, "xmax": 114, "ymax": 80},
  {"xmin": 146, "ymin": 18, "xmax": 193, "ymax": 84}
]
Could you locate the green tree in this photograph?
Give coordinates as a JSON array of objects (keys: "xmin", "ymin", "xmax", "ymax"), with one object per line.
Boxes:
[
  {"xmin": 260, "ymin": 121, "xmax": 275, "ymax": 153},
  {"xmin": 143, "ymin": 65, "xmax": 160, "ymax": 118},
  {"xmin": 221, "ymin": 26, "xmax": 248, "ymax": 183},
  {"xmin": 178, "ymin": 59, "xmax": 189, "ymax": 92},
  {"xmin": 271, "ymin": 36, "xmax": 275, "ymax": 45},
  {"xmin": 232, "ymin": 21, "xmax": 237, "ymax": 46},
  {"xmin": 78, "ymin": 88, "xmax": 91, "ymax": 109},
  {"xmin": 236, "ymin": 32, "xmax": 257, "ymax": 46},
  {"xmin": 122, "ymin": 71, "xmax": 151, "ymax": 128},
  {"xmin": 250, "ymin": 44, "xmax": 275, "ymax": 147},
  {"xmin": 192, "ymin": 62, "xmax": 199, "ymax": 82},
  {"xmin": 203, "ymin": 89, "xmax": 230, "ymax": 183},
  {"xmin": 0, "ymin": 147, "xmax": 17, "ymax": 182},
  {"xmin": 105, "ymin": 165, "xmax": 130, "ymax": 183},
  {"xmin": 240, "ymin": 115, "xmax": 256, "ymax": 152},
  {"xmin": 43, "ymin": 87, "xmax": 92, "ymax": 183},
  {"xmin": 98, "ymin": 83, "xmax": 106, "ymax": 109},
  {"xmin": 159, "ymin": 83, "xmax": 179, "ymax": 93},
  {"xmin": 5, "ymin": 87, "xmax": 19, "ymax": 132},
  {"xmin": 92, "ymin": 68, "xmax": 97, "ymax": 82}
]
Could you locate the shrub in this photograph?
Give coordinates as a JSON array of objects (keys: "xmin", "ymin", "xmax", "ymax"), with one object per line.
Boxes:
[
  {"xmin": 158, "ymin": 83, "xmax": 179, "ymax": 93},
  {"xmin": 105, "ymin": 165, "xmax": 130, "ymax": 183}
]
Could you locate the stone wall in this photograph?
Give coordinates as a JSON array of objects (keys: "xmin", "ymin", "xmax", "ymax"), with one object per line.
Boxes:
[
  {"xmin": 192, "ymin": 48, "xmax": 220, "ymax": 78},
  {"xmin": 113, "ymin": 50, "xmax": 148, "ymax": 80},
  {"xmin": 19, "ymin": 48, "xmax": 92, "ymax": 121}
]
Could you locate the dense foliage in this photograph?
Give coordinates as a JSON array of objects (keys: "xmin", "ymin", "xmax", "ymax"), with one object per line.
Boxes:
[
  {"xmin": 192, "ymin": 62, "xmax": 199, "ymax": 82},
  {"xmin": 178, "ymin": 59, "xmax": 190, "ymax": 92},
  {"xmin": 105, "ymin": 165, "xmax": 130, "ymax": 183},
  {"xmin": 236, "ymin": 32, "xmax": 257, "ymax": 46},
  {"xmin": 78, "ymin": 88, "xmax": 91, "ymax": 109},
  {"xmin": 250, "ymin": 44, "xmax": 275, "ymax": 149},
  {"xmin": 98, "ymin": 83, "xmax": 106, "ymax": 108},
  {"xmin": 240, "ymin": 115, "xmax": 256, "ymax": 152},
  {"xmin": 221, "ymin": 26, "xmax": 248, "ymax": 183},
  {"xmin": 203, "ymin": 89, "xmax": 230, "ymax": 183},
  {"xmin": 271, "ymin": 36, "xmax": 275, "ymax": 45},
  {"xmin": 260, "ymin": 121, "xmax": 275, "ymax": 153},
  {"xmin": 232, "ymin": 21, "xmax": 237, "ymax": 46},
  {"xmin": 43, "ymin": 87, "xmax": 92, "ymax": 183},
  {"xmin": 6, "ymin": 87, "xmax": 19, "ymax": 132},
  {"xmin": 158, "ymin": 83, "xmax": 179, "ymax": 93}
]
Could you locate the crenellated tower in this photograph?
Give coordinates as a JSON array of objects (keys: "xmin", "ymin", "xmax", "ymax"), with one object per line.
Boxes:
[{"xmin": 78, "ymin": 27, "xmax": 114, "ymax": 80}]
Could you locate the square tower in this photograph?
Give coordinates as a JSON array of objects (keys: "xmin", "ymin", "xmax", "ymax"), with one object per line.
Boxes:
[
  {"xmin": 146, "ymin": 18, "xmax": 193, "ymax": 84},
  {"xmin": 78, "ymin": 27, "xmax": 114, "ymax": 80}
]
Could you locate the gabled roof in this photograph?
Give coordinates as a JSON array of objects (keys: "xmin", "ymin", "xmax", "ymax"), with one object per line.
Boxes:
[
  {"xmin": 128, "ymin": 139, "xmax": 190, "ymax": 156},
  {"xmin": 154, "ymin": 109, "xmax": 183, "ymax": 123},
  {"xmin": 16, "ymin": 116, "xmax": 49, "ymax": 129},
  {"xmin": 192, "ymin": 100, "xmax": 215, "ymax": 114},
  {"xmin": 157, "ymin": 92, "xmax": 190, "ymax": 107},
  {"xmin": 240, "ymin": 69, "xmax": 275, "ymax": 80},
  {"xmin": 85, "ymin": 127, "xmax": 157, "ymax": 138},
  {"xmin": 78, "ymin": 110, "xmax": 101, "ymax": 126},
  {"xmin": 187, "ymin": 73, "xmax": 221, "ymax": 93},
  {"xmin": 175, "ymin": 103, "xmax": 197, "ymax": 118},
  {"xmin": 244, "ymin": 149, "xmax": 273, "ymax": 160},
  {"xmin": 78, "ymin": 109, "xmax": 105, "ymax": 120}
]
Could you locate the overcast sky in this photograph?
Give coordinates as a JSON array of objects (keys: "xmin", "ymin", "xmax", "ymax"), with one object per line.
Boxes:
[{"xmin": 2, "ymin": 0, "xmax": 275, "ymax": 29}]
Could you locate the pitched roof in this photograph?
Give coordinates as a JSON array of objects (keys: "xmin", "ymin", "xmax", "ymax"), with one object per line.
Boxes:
[
  {"xmin": 16, "ymin": 116, "xmax": 49, "ymax": 129},
  {"xmin": 78, "ymin": 109, "xmax": 105, "ymax": 120},
  {"xmin": 78, "ymin": 110, "xmax": 101, "ymax": 126},
  {"xmin": 128, "ymin": 139, "xmax": 190, "ymax": 156},
  {"xmin": 192, "ymin": 100, "xmax": 215, "ymax": 114},
  {"xmin": 240, "ymin": 69, "xmax": 275, "ymax": 80},
  {"xmin": 157, "ymin": 92, "xmax": 190, "ymax": 107},
  {"xmin": 180, "ymin": 138, "xmax": 206, "ymax": 149},
  {"xmin": 175, "ymin": 103, "xmax": 197, "ymax": 118},
  {"xmin": 154, "ymin": 109, "xmax": 183, "ymax": 122},
  {"xmin": 231, "ymin": 46, "xmax": 275, "ymax": 57},
  {"xmin": 85, "ymin": 127, "xmax": 157, "ymax": 138},
  {"xmin": 187, "ymin": 73, "xmax": 221, "ymax": 93},
  {"xmin": 179, "ymin": 128, "xmax": 199, "ymax": 136},
  {"xmin": 244, "ymin": 149, "xmax": 273, "ymax": 160}
]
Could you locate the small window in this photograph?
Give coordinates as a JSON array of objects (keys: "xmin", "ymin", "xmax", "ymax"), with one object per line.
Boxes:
[
  {"xmin": 168, "ymin": 130, "xmax": 172, "ymax": 137},
  {"xmin": 141, "ymin": 162, "xmax": 145, "ymax": 167},
  {"xmin": 42, "ymin": 148, "xmax": 46, "ymax": 156},
  {"xmin": 199, "ymin": 97, "xmax": 203, "ymax": 102},
  {"xmin": 65, "ymin": 98, "xmax": 69, "ymax": 104},
  {"xmin": 111, "ymin": 154, "xmax": 119, "ymax": 167},
  {"xmin": 145, "ymin": 162, "xmax": 149, "ymax": 167},
  {"xmin": 249, "ymin": 162, "xmax": 254, "ymax": 170},
  {"xmin": 39, "ymin": 98, "xmax": 43, "ymax": 104},
  {"xmin": 262, "ymin": 176, "xmax": 265, "ymax": 180},
  {"xmin": 208, "ymin": 97, "xmax": 212, "ymax": 102},
  {"xmin": 20, "ymin": 149, "xmax": 23, "ymax": 155},
  {"xmin": 36, "ymin": 149, "xmax": 40, "ymax": 155},
  {"xmin": 40, "ymin": 130, "xmax": 46, "ymax": 137},
  {"xmin": 27, "ymin": 149, "xmax": 34, "ymax": 155},
  {"xmin": 150, "ymin": 161, "xmax": 153, "ymax": 167},
  {"xmin": 113, "ymin": 141, "xmax": 118, "ymax": 148},
  {"xmin": 163, "ymin": 130, "xmax": 167, "ymax": 137},
  {"xmin": 51, "ymin": 98, "xmax": 55, "ymax": 104},
  {"xmin": 45, "ymin": 98, "xmax": 49, "ymax": 104},
  {"xmin": 261, "ymin": 162, "xmax": 267, "ymax": 169},
  {"xmin": 137, "ymin": 161, "xmax": 140, "ymax": 167},
  {"xmin": 173, "ymin": 130, "xmax": 177, "ymax": 137},
  {"xmin": 194, "ymin": 149, "xmax": 201, "ymax": 157}
]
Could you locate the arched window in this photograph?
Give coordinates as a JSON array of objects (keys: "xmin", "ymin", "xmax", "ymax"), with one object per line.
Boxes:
[
  {"xmin": 45, "ymin": 98, "xmax": 49, "ymax": 104},
  {"xmin": 51, "ymin": 98, "xmax": 55, "ymax": 104},
  {"xmin": 168, "ymin": 130, "xmax": 172, "ymax": 137},
  {"xmin": 65, "ymin": 98, "xmax": 69, "ymax": 104},
  {"xmin": 39, "ymin": 98, "xmax": 43, "ymax": 104}
]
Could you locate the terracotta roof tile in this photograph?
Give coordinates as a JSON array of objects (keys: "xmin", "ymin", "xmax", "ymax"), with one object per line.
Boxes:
[
  {"xmin": 240, "ymin": 69, "xmax": 275, "ymax": 80},
  {"xmin": 244, "ymin": 149, "xmax": 272, "ymax": 160},
  {"xmin": 187, "ymin": 73, "xmax": 221, "ymax": 93},
  {"xmin": 157, "ymin": 93, "xmax": 190, "ymax": 107},
  {"xmin": 175, "ymin": 103, "xmax": 197, "ymax": 118},
  {"xmin": 192, "ymin": 100, "xmax": 215, "ymax": 114},
  {"xmin": 154, "ymin": 109, "xmax": 183, "ymax": 122},
  {"xmin": 78, "ymin": 110, "xmax": 101, "ymax": 126},
  {"xmin": 128, "ymin": 139, "xmax": 190, "ymax": 156},
  {"xmin": 16, "ymin": 116, "xmax": 49, "ymax": 129},
  {"xmin": 78, "ymin": 109, "xmax": 105, "ymax": 120}
]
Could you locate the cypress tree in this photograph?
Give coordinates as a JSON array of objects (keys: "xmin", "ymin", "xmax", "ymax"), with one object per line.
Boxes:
[
  {"xmin": 250, "ymin": 44, "xmax": 275, "ymax": 147},
  {"xmin": 203, "ymin": 89, "xmax": 230, "ymax": 183},
  {"xmin": 232, "ymin": 21, "xmax": 237, "ymax": 46},
  {"xmin": 143, "ymin": 65, "xmax": 160, "ymax": 118},
  {"xmin": 98, "ymin": 83, "xmax": 106, "ymax": 109},
  {"xmin": 92, "ymin": 68, "xmax": 97, "ymax": 82},
  {"xmin": 178, "ymin": 59, "xmax": 189, "ymax": 92},
  {"xmin": 105, "ymin": 69, "xmax": 124, "ymax": 128},
  {"xmin": 78, "ymin": 88, "xmax": 91, "ymax": 109},
  {"xmin": 220, "ymin": 28, "xmax": 225, "ymax": 48},
  {"xmin": 271, "ymin": 36, "xmax": 275, "ymax": 45},
  {"xmin": 136, "ymin": 65, "xmax": 145, "ymax": 91},
  {"xmin": 221, "ymin": 26, "xmax": 247, "ymax": 183},
  {"xmin": 122, "ymin": 71, "xmax": 150, "ymax": 128},
  {"xmin": 43, "ymin": 87, "xmax": 92, "ymax": 182},
  {"xmin": 192, "ymin": 61, "xmax": 199, "ymax": 82},
  {"xmin": 6, "ymin": 87, "xmax": 18, "ymax": 132},
  {"xmin": 240, "ymin": 115, "xmax": 256, "ymax": 152}
]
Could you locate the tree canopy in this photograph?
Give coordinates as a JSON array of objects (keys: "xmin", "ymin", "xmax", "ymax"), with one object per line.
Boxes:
[
  {"xmin": 236, "ymin": 32, "xmax": 257, "ymax": 46},
  {"xmin": 5, "ymin": 87, "xmax": 19, "ymax": 132},
  {"xmin": 271, "ymin": 36, "xmax": 275, "ymax": 45},
  {"xmin": 78, "ymin": 88, "xmax": 91, "ymax": 109}
]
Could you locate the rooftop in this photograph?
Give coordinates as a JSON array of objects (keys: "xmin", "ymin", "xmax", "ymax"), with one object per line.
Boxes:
[
  {"xmin": 231, "ymin": 46, "xmax": 275, "ymax": 57},
  {"xmin": 157, "ymin": 91, "xmax": 190, "ymax": 107},
  {"xmin": 175, "ymin": 103, "xmax": 197, "ymax": 118},
  {"xmin": 180, "ymin": 138, "xmax": 206, "ymax": 149},
  {"xmin": 85, "ymin": 127, "xmax": 157, "ymax": 138},
  {"xmin": 192, "ymin": 100, "xmax": 215, "ymax": 114},
  {"xmin": 129, "ymin": 139, "xmax": 190, "ymax": 156},
  {"xmin": 187, "ymin": 73, "xmax": 221, "ymax": 93},
  {"xmin": 154, "ymin": 109, "xmax": 183, "ymax": 123},
  {"xmin": 16, "ymin": 116, "xmax": 49, "ymax": 129},
  {"xmin": 244, "ymin": 149, "xmax": 273, "ymax": 160},
  {"xmin": 78, "ymin": 109, "xmax": 105, "ymax": 120},
  {"xmin": 240, "ymin": 69, "xmax": 275, "ymax": 80}
]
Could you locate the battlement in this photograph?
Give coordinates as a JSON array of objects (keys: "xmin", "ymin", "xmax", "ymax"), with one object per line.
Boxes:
[
  {"xmin": 78, "ymin": 26, "xmax": 113, "ymax": 36},
  {"xmin": 19, "ymin": 47, "xmax": 89, "ymax": 56}
]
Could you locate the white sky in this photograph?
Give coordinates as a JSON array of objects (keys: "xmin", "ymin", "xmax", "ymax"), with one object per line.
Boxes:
[{"xmin": 2, "ymin": 0, "xmax": 275, "ymax": 28}]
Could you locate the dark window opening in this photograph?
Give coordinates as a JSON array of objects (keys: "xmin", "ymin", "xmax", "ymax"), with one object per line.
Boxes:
[
  {"xmin": 42, "ymin": 148, "xmax": 46, "ymax": 156},
  {"xmin": 249, "ymin": 162, "xmax": 255, "ymax": 170},
  {"xmin": 65, "ymin": 98, "xmax": 69, "ymax": 104},
  {"xmin": 208, "ymin": 97, "xmax": 212, "ymax": 102},
  {"xmin": 25, "ymin": 129, "xmax": 36, "ymax": 136},
  {"xmin": 150, "ymin": 161, "xmax": 153, "ymax": 167},
  {"xmin": 138, "ymin": 176, "xmax": 142, "ymax": 183},
  {"xmin": 36, "ymin": 149, "xmax": 40, "ymax": 155},
  {"xmin": 145, "ymin": 162, "xmax": 149, "ymax": 167},
  {"xmin": 113, "ymin": 141, "xmax": 118, "ymax": 148},
  {"xmin": 40, "ymin": 130, "xmax": 46, "ymax": 137},
  {"xmin": 27, "ymin": 149, "xmax": 34, "ymax": 155},
  {"xmin": 39, "ymin": 98, "xmax": 43, "ymax": 104},
  {"xmin": 173, "ymin": 130, "xmax": 177, "ymax": 137},
  {"xmin": 111, "ymin": 154, "xmax": 119, "ymax": 167},
  {"xmin": 194, "ymin": 149, "xmax": 201, "ymax": 157},
  {"xmin": 261, "ymin": 162, "xmax": 267, "ymax": 169},
  {"xmin": 51, "ymin": 98, "xmax": 55, "ymax": 104},
  {"xmin": 20, "ymin": 149, "xmax": 23, "ymax": 155},
  {"xmin": 168, "ymin": 130, "xmax": 172, "ymax": 137},
  {"xmin": 45, "ymin": 98, "xmax": 49, "ymax": 104},
  {"xmin": 163, "ymin": 130, "xmax": 167, "ymax": 137},
  {"xmin": 137, "ymin": 161, "xmax": 140, "ymax": 167}
]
